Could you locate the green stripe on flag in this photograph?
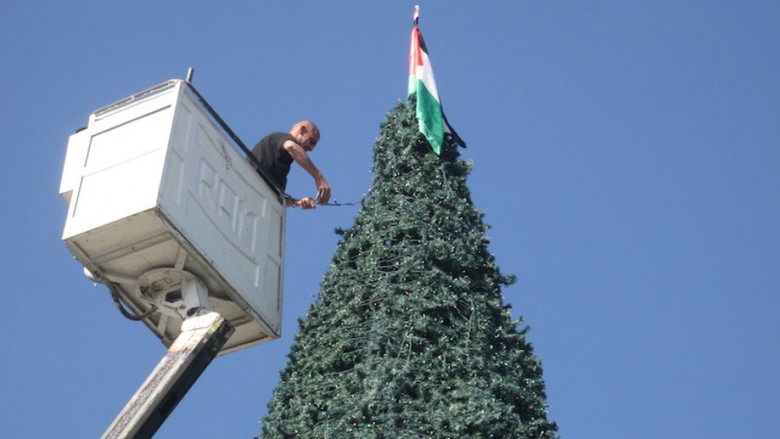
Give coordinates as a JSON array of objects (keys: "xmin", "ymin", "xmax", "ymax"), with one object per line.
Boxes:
[{"xmin": 415, "ymin": 79, "xmax": 444, "ymax": 155}]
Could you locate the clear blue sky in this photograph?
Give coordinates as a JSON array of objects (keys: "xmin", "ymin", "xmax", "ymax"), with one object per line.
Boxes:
[{"xmin": 1, "ymin": 1, "xmax": 778, "ymax": 438}]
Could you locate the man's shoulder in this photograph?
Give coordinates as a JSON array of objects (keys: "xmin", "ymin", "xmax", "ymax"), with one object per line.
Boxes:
[
  {"xmin": 269, "ymin": 132, "xmax": 295, "ymax": 143},
  {"xmin": 254, "ymin": 132, "xmax": 295, "ymax": 151}
]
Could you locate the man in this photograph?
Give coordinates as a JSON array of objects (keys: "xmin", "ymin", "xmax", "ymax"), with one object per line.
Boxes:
[{"xmin": 252, "ymin": 120, "xmax": 331, "ymax": 209}]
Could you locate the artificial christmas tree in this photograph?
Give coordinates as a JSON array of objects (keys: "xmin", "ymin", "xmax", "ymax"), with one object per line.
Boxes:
[{"xmin": 259, "ymin": 97, "xmax": 558, "ymax": 438}]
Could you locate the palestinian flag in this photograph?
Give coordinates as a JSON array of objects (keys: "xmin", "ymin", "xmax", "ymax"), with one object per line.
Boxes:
[{"xmin": 408, "ymin": 5, "xmax": 465, "ymax": 155}]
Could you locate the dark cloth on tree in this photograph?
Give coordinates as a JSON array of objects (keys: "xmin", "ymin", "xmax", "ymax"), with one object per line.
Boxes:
[{"xmin": 252, "ymin": 132, "xmax": 296, "ymax": 191}]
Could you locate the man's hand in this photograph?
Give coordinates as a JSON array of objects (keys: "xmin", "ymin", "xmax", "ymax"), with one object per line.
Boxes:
[
  {"xmin": 315, "ymin": 177, "xmax": 331, "ymax": 204},
  {"xmin": 295, "ymin": 197, "xmax": 316, "ymax": 210}
]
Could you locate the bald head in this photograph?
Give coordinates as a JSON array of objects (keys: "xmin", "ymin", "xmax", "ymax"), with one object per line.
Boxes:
[
  {"xmin": 291, "ymin": 120, "xmax": 318, "ymax": 134},
  {"xmin": 290, "ymin": 120, "xmax": 321, "ymax": 152}
]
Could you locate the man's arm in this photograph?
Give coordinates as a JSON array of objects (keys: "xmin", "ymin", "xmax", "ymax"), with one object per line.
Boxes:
[{"xmin": 283, "ymin": 140, "xmax": 331, "ymax": 204}]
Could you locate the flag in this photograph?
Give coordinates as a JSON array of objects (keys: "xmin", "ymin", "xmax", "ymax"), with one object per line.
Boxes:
[{"xmin": 408, "ymin": 5, "xmax": 465, "ymax": 155}]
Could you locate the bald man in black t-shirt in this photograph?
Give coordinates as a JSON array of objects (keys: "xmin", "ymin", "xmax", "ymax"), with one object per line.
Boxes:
[{"xmin": 252, "ymin": 120, "xmax": 330, "ymax": 209}]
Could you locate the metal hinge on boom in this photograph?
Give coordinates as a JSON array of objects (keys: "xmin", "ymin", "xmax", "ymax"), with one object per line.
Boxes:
[{"xmin": 101, "ymin": 272, "xmax": 233, "ymax": 439}]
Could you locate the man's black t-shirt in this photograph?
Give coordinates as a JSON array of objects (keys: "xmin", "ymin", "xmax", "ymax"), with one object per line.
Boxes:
[{"xmin": 251, "ymin": 132, "xmax": 295, "ymax": 191}]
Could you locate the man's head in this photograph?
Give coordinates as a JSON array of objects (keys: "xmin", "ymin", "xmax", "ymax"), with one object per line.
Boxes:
[{"xmin": 290, "ymin": 120, "xmax": 320, "ymax": 152}]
